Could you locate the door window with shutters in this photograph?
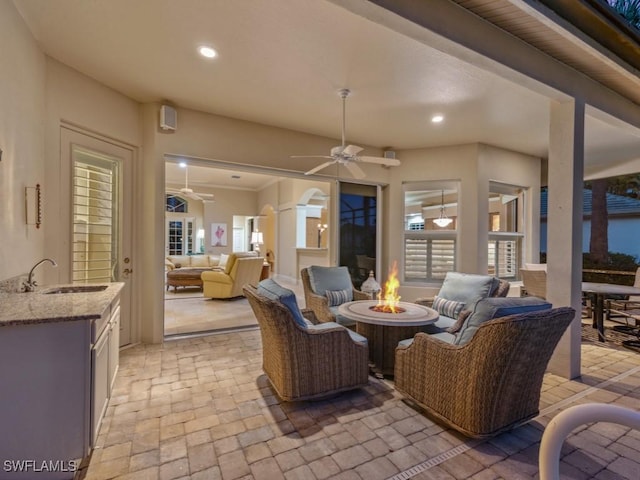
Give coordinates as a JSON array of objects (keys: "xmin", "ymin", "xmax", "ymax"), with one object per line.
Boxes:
[
  {"xmin": 72, "ymin": 148, "xmax": 119, "ymax": 283},
  {"xmin": 403, "ymin": 182, "xmax": 458, "ymax": 283}
]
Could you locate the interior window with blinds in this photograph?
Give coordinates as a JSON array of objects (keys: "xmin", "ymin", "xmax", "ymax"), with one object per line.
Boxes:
[
  {"xmin": 404, "ymin": 182, "xmax": 458, "ymax": 283},
  {"xmin": 72, "ymin": 149, "xmax": 119, "ymax": 283}
]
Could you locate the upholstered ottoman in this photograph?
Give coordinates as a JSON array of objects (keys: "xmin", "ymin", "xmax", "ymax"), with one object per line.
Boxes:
[{"xmin": 166, "ymin": 268, "xmax": 209, "ymax": 292}]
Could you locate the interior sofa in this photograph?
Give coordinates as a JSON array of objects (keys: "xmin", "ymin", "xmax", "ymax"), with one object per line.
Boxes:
[
  {"xmin": 165, "ymin": 254, "xmax": 222, "ymax": 271},
  {"xmin": 201, "ymin": 252, "xmax": 263, "ymax": 299}
]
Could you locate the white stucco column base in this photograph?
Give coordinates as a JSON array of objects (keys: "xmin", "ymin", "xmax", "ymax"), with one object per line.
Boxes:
[{"xmin": 546, "ymin": 100, "xmax": 584, "ymax": 379}]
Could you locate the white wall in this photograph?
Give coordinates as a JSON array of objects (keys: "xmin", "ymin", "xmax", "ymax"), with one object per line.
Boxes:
[{"xmin": 0, "ymin": 2, "xmax": 46, "ymax": 284}]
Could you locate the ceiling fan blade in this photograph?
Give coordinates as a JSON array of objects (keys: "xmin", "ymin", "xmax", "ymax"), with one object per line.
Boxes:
[
  {"xmin": 344, "ymin": 161, "xmax": 366, "ymax": 179},
  {"xmin": 358, "ymin": 155, "xmax": 401, "ymax": 166},
  {"xmin": 305, "ymin": 161, "xmax": 336, "ymax": 176},
  {"xmin": 290, "ymin": 155, "xmax": 334, "ymax": 159},
  {"xmin": 193, "ymin": 192, "xmax": 214, "ymax": 198},
  {"xmin": 343, "ymin": 145, "xmax": 363, "ymax": 156}
]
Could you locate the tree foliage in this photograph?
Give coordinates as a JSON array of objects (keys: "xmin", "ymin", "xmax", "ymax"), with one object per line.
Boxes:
[{"xmin": 608, "ymin": 0, "xmax": 640, "ymax": 29}]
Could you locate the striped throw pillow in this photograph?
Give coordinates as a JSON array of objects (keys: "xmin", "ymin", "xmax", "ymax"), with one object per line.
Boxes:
[
  {"xmin": 325, "ymin": 288, "xmax": 352, "ymax": 307},
  {"xmin": 432, "ymin": 295, "xmax": 465, "ymax": 318}
]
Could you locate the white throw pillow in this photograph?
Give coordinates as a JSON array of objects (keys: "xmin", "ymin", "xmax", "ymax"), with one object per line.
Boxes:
[{"xmin": 219, "ymin": 253, "xmax": 229, "ymax": 268}]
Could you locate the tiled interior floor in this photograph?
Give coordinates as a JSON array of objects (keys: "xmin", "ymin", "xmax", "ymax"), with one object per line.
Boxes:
[
  {"xmin": 85, "ymin": 285, "xmax": 640, "ymax": 480},
  {"xmin": 163, "ymin": 277, "xmax": 303, "ymax": 337}
]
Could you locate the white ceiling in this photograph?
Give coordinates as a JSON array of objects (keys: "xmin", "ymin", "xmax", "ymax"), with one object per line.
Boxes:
[{"xmin": 14, "ymin": 0, "xmax": 640, "ymax": 186}]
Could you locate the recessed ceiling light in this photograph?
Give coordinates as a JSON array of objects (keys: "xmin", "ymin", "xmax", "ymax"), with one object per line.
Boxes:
[
  {"xmin": 431, "ymin": 115, "xmax": 444, "ymax": 123},
  {"xmin": 179, "ymin": 162, "xmax": 187, "ymax": 168},
  {"xmin": 198, "ymin": 46, "xmax": 217, "ymax": 58}
]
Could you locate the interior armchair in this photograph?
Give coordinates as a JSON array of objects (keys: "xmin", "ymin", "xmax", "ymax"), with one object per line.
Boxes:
[
  {"xmin": 201, "ymin": 252, "xmax": 264, "ymax": 299},
  {"xmin": 395, "ymin": 307, "xmax": 575, "ymax": 438},
  {"xmin": 301, "ymin": 265, "xmax": 371, "ymax": 327}
]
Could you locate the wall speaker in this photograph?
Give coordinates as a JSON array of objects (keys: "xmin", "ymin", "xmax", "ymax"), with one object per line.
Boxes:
[{"xmin": 160, "ymin": 105, "xmax": 177, "ymax": 131}]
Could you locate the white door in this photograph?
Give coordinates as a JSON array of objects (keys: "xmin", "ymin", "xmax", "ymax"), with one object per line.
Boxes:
[{"xmin": 61, "ymin": 127, "xmax": 134, "ymax": 346}]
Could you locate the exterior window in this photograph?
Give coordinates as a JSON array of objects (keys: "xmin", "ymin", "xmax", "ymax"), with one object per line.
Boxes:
[
  {"xmin": 404, "ymin": 182, "xmax": 458, "ymax": 283},
  {"xmin": 166, "ymin": 194, "xmax": 188, "ymax": 213},
  {"xmin": 488, "ymin": 183, "xmax": 525, "ymax": 280}
]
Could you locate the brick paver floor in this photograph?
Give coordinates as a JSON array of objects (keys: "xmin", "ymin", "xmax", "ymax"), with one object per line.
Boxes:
[{"xmin": 84, "ymin": 330, "xmax": 640, "ymax": 480}]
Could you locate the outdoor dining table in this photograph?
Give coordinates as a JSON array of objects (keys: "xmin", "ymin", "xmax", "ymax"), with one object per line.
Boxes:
[{"xmin": 582, "ymin": 282, "xmax": 640, "ymax": 342}]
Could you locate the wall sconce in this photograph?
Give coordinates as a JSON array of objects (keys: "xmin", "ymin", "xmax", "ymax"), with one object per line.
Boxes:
[
  {"xmin": 317, "ymin": 223, "xmax": 328, "ymax": 248},
  {"xmin": 433, "ymin": 190, "xmax": 453, "ymax": 228},
  {"xmin": 251, "ymin": 230, "xmax": 264, "ymax": 254}
]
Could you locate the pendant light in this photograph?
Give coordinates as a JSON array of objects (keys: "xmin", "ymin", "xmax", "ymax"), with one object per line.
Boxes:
[{"xmin": 433, "ymin": 190, "xmax": 453, "ymax": 228}]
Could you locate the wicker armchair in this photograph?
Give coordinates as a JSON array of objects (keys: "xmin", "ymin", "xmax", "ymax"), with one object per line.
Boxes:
[
  {"xmin": 394, "ymin": 306, "xmax": 575, "ymax": 438},
  {"xmin": 301, "ymin": 266, "xmax": 371, "ymax": 326},
  {"xmin": 243, "ymin": 284, "xmax": 369, "ymax": 401}
]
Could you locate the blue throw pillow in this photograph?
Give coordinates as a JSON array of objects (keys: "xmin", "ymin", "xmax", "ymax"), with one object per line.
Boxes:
[
  {"xmin": 437, "ymin": 272, "xmax": 498, "ymax": 306},
  {"xmin": 325, "ymin": 288, "xmax": 352, "ymax": 306},
  {"xmin": 307, "ymin": 266, "xmax": 352, "ymax": 296},
  {"xmin": 257, "ymin": 279, "xmax": 308, "ymax": 329},
  {"xmin": 454, "ymin": 297, "xmax": 552, "ymax": 345}
]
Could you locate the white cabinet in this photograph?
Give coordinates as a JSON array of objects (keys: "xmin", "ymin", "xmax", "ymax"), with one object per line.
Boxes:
[
  {"xmin": 0, "ymin": 288, "xmax": 121, "ymax": 479},
  {"xmin": 92, "ymin": 301, "xmax": 120, "ymax": 444}
]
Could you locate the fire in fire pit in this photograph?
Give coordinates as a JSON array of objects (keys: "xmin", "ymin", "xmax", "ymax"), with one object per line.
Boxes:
[{"xmin": 370, "ymin": 261, "xmax": 405, "ymax": 313}]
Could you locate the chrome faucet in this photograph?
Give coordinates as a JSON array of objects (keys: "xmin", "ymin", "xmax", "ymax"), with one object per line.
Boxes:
[{"xmin": 24, "ymin": 258, "xmax": 58, "ymax": 292}]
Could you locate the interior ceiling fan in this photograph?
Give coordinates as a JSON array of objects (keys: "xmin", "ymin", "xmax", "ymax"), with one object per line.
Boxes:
[
  {"xmin": 167, "ymin": 164, "xmax": 215, "ymax": 202},
  {"xmin": 292, "ymin": 88, "xmax": 401, "ymax": 179}
]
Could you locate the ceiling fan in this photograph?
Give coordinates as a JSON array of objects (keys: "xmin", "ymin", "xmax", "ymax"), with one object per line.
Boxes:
[
  {"xmin": 167, "ymin": 164, "xmax": 215, "ymax": 202},
  {"xmin": 291, "ymin": 89, "xmax": 401, "ymax": 179}
]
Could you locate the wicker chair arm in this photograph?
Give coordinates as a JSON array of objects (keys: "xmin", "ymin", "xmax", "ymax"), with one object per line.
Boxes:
[
  {"xmin": 353, "ymin": 289, "xmax": 372, "ymax": 300},
  {"xmin": 414, "ymin": 297, "xmax": 435, "ymax": 307},
  {"xmin": 301, "ymin": 308, "xmax": 319, "ymax": 325},
  {"xmin": 304, "ymin": 291, "xmax": 335, "ymax": 323},
  {"xmin": 290, "ymin": 325, "xmax": 368, "ymax": 384}
]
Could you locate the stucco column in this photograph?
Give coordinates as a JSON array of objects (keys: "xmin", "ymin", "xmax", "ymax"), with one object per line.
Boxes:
[
  {"xmin": 295, "ymin": 205, "xmax": 307, "ymax": 248},
  {"xmin": 546, "ymin": 99, "xmax": 584, "ymax": 379}
]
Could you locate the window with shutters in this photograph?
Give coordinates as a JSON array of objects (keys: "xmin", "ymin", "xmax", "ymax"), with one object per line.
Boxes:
[{"xmin": 404, "ymin": 182, "xmax": 458, "ymax": 283}]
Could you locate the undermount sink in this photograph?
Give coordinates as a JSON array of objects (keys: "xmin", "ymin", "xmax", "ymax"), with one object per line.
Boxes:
[{"xmin": 42, "ymin": 285, "xmax": 109, "ymax": 295}]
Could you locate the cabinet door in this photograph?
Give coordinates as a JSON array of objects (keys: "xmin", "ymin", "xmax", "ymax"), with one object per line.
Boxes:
[
  {"xmin": 109, "ymin": 305, "xmax": 120, "ymax": 391},
  {"xmin": 92, "ymin": 326, "xmax": 109, "ymax": 445}
]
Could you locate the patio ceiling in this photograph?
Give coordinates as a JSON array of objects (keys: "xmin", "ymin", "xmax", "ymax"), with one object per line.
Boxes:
[{"xmin": 13, "ymin": 0, "xmax": 640, "ymax": 186}]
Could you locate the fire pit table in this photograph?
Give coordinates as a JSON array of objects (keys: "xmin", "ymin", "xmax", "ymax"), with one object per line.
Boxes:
[{"xmin": 338, "ymin": 300, "xmax": 438, "ymax": 377}]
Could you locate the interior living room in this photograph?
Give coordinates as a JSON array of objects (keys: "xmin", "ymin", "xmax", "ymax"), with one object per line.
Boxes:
[
  {"xmin": 163, "ymin": 161, "xmax": 333, "ymax": 337},
  {"xmin": 3, "ymin": 1, "xmax": 640, "ymax": 479}
]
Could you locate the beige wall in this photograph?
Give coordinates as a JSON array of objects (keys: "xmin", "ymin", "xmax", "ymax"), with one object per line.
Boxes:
[
  {"xmin": 0, "ymin": 1, "xmax": 46, "ymax": 283},
  {"xmin": 43, "ymin": 58, "xmax": 142, "ymax": 286},
  {"xmin": 390, "ymin": 143, "xmax": 541, "ymax": 301}
]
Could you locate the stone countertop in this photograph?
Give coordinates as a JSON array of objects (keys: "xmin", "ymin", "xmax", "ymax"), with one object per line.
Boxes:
[{"xmin": 0, "ymin": 282, "xmax": 124, "ymax": 327}]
